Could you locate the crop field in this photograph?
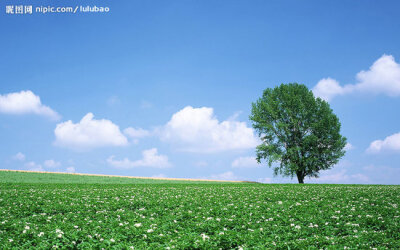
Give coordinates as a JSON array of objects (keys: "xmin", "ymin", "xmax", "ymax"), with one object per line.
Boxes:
[{"xmin": 0, "ymin": 171, "xmax": 399, "ymax": 249}]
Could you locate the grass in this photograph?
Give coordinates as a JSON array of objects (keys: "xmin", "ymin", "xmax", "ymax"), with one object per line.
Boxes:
[{"xmin": 0, "ymin": 171, "xmax": 399, "ymax": 249}]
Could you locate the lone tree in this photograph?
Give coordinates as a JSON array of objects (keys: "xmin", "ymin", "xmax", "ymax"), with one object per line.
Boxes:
[{"xmin": 250, "ymin": 83, "xmax": 346, "ymax": 183}]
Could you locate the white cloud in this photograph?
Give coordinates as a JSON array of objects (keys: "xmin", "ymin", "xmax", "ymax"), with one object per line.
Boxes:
[
  {"xmin": 350, "ymin": 173, "xmax": 370, "ymax": 182},
  {"xmin": 367, "ymin": 132, "xmax": 400, "ymax": 153},
  {"xmin": 12, "ymin": 152, "xmax": 25, "ymax": 161},
  {"xmin": 257, "ymin": 177, "xmax": 272, "ymax": 183},
  {"xmin": 227, "ymin": 111, "xmax": 242, "ymax": 121},
  {"xmin": 124, "ymin": 127, "xmax": 151, "ymax": 138},
  {"xmin": 44, "ymin": 159, "xmax": 61, "ymax": 168},
  {"xmin": 0, "ymin": 90, "xmax": 60, "ymax": 120},
  {"xmin": 107, "ymin": 148, "xmax": 171, "ymax": 169},
  {"xmin": 355, "ymin": 55, "xmax": 400, "ymax": 95},
  {"xmin": 160, "ymin": 106, "xmax": 258, "ymax": 153},
  {"xmin": 313, "ymin": 55, "xmax": 400, "ymax": 101},
  {"xmin": 313, "ymin": 78, "xmax": 353, "ymax": 101},
  {"xmin": 310, "ymin": 169, "xmax": 369, "ymax": 184},
  {"xmin": 65, "ymin": 167, "xmax": 76, "ymax": 173},
  {"xmin": 344, "ymin": 143, "xmax": 354, "ymax": 151},
  {"xmin": 307, "ymin": 161, "xmax": 369, "ymax": 184},
  {"xmin": 231, "ymin": 156, "xmax": 259, "ymax": 168},
  {"xmin": 363, "ymin": 165, "xmax": 400, "ymax": 184},
  {"xmin": 124, "ymin": 127, "xmax": 151, "ymax": 144},
  {"xmin": 54, "ymin": 113, "xmax": 128, "ymax": 150},
  {"xmin": 151, "ymin": 174, "xmax": 167, "ymax": 178},
  {"xmin": 208, "ymin": 171, "xmax": 239, "ymax": 181},
  {"xmin": 25, "ymin": 161, "xmax": 44, "ymax": 172}
]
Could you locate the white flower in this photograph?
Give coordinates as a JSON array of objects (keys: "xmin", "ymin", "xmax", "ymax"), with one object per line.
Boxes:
[
  {"xmin": 295, "ymin": 225, "xmax": 301, "ymax": 229},
  {"xmin": 110, "ymin": 238, "xmax": 115, "ymax": 242},
  {"xmin": 57, "ymin": 233, "xmax": 63, "ymax": 238},
  {"xmin": 9, "ymin": 239, "xmax": 13, "ymax": 242},
  {"xmin": 201, "ymin": 233, "xmax": 209, "ymax": 240},
  {"xmin": 25, "ymin": 226, "xmax": 30, "ymax": 230},
  {"xmin": 278, "ymin": 201, "xmax": 283, "ymax": 204},
  {"xmin": 134, "ymin": 223, "xmax": 142, "ymax": 227},
  {"xmin": 74, "ymin": 225, "xmax": 79, "ymax": 229},
  {"xmin": 38, "ymin": 232, "xmax": 44, "ymax": 237},
  {"xmin": 147, "ymin": 229, "xmax": 154, "ymax": 233}
]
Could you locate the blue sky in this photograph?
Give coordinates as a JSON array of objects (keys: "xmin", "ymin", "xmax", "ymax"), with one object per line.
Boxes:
[{"xmin": 1, "ymin": 0, "xmax": 400, "ymax": 184}]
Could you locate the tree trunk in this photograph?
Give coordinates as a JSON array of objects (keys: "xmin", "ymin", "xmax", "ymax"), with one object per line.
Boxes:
[{"xmin": 296, "ymin": 172, "xmax": 304, "ymax": 184}]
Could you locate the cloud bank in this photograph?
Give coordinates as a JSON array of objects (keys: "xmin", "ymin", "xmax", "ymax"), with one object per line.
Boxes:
[
  {"xmin": 367, "ymin": 132, "xmax": 400, "ymax": 153},
  {"xmin": 207, "ymin": 171, "xmax": 239, "ymax": 181},
  {"xmin": 160, "ymin": 106, "xmax": 258, "ymax": 153},
  {"xmin": 124, "ymin": 127, "xmax": 151, "ymax": 144},
  {"xmin": 12, "ymin": 152, "xmax": 26, "ymax": 161},
  {"xmin": 107, "ymin": 148, "xmax": 171, "ymax": 168},
  {"xmin": 0, "ymin": 90, "xmax": 60, "ymax": 120},
  {"xmin": 315, "ymin": 169, "xmax": 370, "ymax": 184},
  {"xmin": 44, "ymin": 159, "xmax": 61, "ymax": 168},
  {"xmin": 54, "ymin": 113, "xmax": 128, "ymax": 150},
  {"xmin": 313, "ymin": 55, "xmax": 400, "ymax": 101},
  {"xmin": 25, "ymin": 161, "xmax": 44, "ymax": 172},
  {"xmin": 66, "ymin": 166, "xmax": 76, "ymax": 173},
  {"xmin": 231, "ymin": 156, "xmax": 259, "ymax": 168}
]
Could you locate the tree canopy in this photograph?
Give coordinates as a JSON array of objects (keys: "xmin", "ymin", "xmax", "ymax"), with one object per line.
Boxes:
[{"xmin": 250, "ymin": 83, "xmax": 347, "ymax": 183}]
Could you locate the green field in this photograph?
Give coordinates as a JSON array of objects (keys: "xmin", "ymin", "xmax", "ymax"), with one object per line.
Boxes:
[
  {"xmin": 0, "ymin": 170, "xmax": 237, "ymax": 185},
  {"xmin": 0, "ymin": 171, "xmax": 399, "ymax": 249}
]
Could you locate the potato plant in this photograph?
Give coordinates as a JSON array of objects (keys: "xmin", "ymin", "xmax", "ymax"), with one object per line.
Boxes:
[{"xmin": 0, "ymin": 172, "xmax": 399, "ymax": 249}]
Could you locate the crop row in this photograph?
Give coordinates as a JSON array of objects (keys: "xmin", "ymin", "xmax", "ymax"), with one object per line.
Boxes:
[{"xmin": 1, "ymin": 183, "xmax": 399, "ymax": 248}]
